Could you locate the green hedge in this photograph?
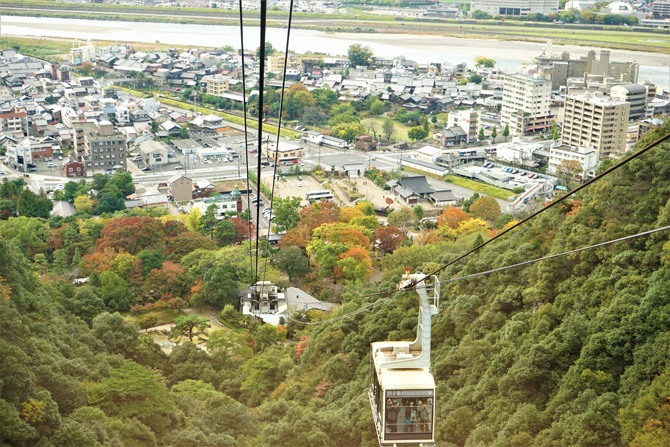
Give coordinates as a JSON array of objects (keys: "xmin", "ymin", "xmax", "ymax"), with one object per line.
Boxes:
[{"xmin": 247, "ymin": 170, "xmax": 273, "ymax": 199}]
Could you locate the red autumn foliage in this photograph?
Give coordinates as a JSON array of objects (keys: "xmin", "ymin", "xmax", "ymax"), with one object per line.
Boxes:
[
  {"xmin": 375, "ymin": 226, "xmax": 406, "ymax": 253},
  {"xmin": 295, "ymin": 335, "xmax": 310, "ymax": 361},
  {"xmin": 96, "ymin": 216, "xmax": 166, "ymax": 255},
  {"xmin": 299, "ymin": 202, "xmax": 340, "ymax": 234}
]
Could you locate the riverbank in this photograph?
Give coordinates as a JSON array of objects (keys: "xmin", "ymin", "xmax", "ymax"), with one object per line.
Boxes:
[{"xmin": 1, "ymin": 3, "xmax": 668, "ymax": 53}]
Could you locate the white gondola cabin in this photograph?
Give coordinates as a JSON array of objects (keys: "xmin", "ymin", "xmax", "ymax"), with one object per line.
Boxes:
[{"xmin": 369, "ymin": 271, "xmax": 440, "ymax": 446}]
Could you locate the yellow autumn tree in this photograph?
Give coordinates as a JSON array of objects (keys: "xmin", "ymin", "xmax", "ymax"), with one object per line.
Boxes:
[
  {"xmin": 73, "ymin": 195, "xmax": 94, "ymax": 214},
  {"xmin": 455, "ymin": 218, "xmax": 489, "ymax": 236}
]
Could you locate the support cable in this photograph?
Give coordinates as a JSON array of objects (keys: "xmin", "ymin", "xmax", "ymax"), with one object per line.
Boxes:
[
  {"xmin": 262, "ymin": 0, "xmax": 295, "ymax": 285},
  {"xmin": 289, "ymin": 224, "xmax": 670, "ymax": 325},
  {"xmin": 238, "ymin": 0, "xmax": 254, "ymax": 286},
  {"xmin": 254, "ymin": 0, "xmax": 268, "ymax": 283}
]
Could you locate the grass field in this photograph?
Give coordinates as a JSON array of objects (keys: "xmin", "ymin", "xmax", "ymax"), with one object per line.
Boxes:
[
  {"xmin": 445, "ymin": 175, "xmax": 514, "ymax": 201},
  {"xmin": 362, "ymin": 117, "xmax": 432, "ymax": 143}
]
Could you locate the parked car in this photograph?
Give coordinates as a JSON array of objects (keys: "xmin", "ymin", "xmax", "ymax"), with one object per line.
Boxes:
[
  {"xmin": 297, "ymin": 175, "xmax": 303, "ymax": 181},
  {"xmin": 142, "ymin": 167, "xmax": 151, "ymax": 172}
]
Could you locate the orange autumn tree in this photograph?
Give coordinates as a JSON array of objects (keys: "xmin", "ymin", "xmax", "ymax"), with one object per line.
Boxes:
[
  {"xmin": 79, "ymin": 247, "xmax": 118, "ymax": 276},
  {"xmin": 335, "ymin": 247, "xmax": 373, "ymax": 282},
  {"xmin": 280, "ymin": 226, "xmax": 311, "ymax": 249},
  {"xmin": 438, "ymin": 207, "xmax": 470, "ymax": 229},
  {"xmin": 299, "ymin": 202, "xmax": 340, "ymax": 234}
]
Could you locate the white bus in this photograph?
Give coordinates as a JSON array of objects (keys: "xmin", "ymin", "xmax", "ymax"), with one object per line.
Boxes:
[{"xmin": 305, "ymin": 190, "xmax": 334, "ymax": 201}]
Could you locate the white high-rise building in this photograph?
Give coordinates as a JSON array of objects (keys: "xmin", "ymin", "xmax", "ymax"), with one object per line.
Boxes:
[
  {"xmin": 470, "ymin": 0, "xmax": 558, "ymax": 16},
  {"xmin": 447, "ymin": 109, "xmax": 480, "ymax": 143},
  {"xmin": 501, "ymin": 74, "xmax": 553, "ymax": 137}
]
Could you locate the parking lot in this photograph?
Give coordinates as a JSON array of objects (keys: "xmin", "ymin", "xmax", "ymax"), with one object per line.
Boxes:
[
  {"xmin": 462, "ymin": 163, "xmax": 551, "ymax": 190},
  {"xmin": 261, "ymin": 172, "xmax": 324, "ymax": 205}
]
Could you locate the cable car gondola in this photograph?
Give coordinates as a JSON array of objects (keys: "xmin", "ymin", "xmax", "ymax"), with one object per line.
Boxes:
[{"xmin": 369, "ymin": 270, "xmax": 440, "ymax": 446}]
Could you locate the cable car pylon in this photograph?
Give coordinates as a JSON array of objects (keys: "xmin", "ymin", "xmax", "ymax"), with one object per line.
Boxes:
[{"xmin": 369, "ymin": 269, "xmax": 440, "ymax": 446}]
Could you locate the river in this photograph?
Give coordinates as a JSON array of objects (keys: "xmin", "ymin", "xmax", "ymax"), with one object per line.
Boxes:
[{"xmin": 2, "ymin": 15, "xmax": 669, "ymax": 88}]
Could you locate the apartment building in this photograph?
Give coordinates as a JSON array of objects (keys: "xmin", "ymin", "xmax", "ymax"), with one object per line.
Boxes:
[
  {"xmin": 501, "ymin": 74, "xmax": 552, "ymax": 136},
  {"xmin": 561, "ymin": 91, "xmax": 629, "ymax": 160},
  {"xmin": 447, "ymin": 109, "xmax": 479, "ymax": 143},
  {"xmin": 73, "ymin": 120, "xmax": 127, "ymax": 173},
  {"xmin": 470, "ymin": 0, "xmax": 558, "ymax": 16},
  {"xmin": 206, "ymin": 75, "xmax": 231, "ymax": 96},
  {"xmin": 268, "ymin": 55, "xmax": 299, "ymax": 73},
  {"xmin": 535, "ymin": 44, "xmax": 639, "ymax": 90},
  {"xmin": 0, "ymin": 111, "xmax": 29, "ymax": 137},
  {"xmin": 548, "ymin": 144, "xmax": 598, "ymax": 178},
  {"xmin": 652, "ymin": 0, "xmax": 670, "ymax": 18},
  {"xmin": 610, "ymin": 84, "xmax": 647, "ymax": 121}
]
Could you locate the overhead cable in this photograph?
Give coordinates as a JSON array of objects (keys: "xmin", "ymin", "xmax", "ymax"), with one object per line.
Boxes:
[{"xmin": 262, "ymin": 0, "xmax": 296, "ymax": 286}]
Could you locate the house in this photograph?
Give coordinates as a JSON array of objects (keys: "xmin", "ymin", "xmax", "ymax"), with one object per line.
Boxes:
[
  {"xmin": 139, "ymin": 192, "xmax": 169, "ymax": 209},
  {"xmin": 193, "ymin": 179, "xmax": 216, "ymax": 197},
  {"xmin": 50, "ymin": 201, "xmax": 76, "ymax": 217},
  {"xmin": 138, "ymin": 140, "xmax": 170, "ymax": 166},
  {"xmin": 387, "ymin": 175, "xmax": 436, "ymax": 205},
  {"xmin": 160, "ymin": 120, "xmax": 182, "ymax": 137},
  {"xmin": 64, "ymin": 161, "xmax": 85, "ymax": 177},
  {"xmin": 429, "ymin": 190, "xmax": 459, "ymax": 207},
  {"xmin": 355, "ymin": 134, "xmax": 377, "ymax": 151},
  {"xmin": 168, "ymin": 174, "xmax": 192, "ymax": 202},
  {"xmin": 189, "ymin": 191, "xmax": 242, "ymax": 218},
  {"xmin": 321, "ymin": 135, "xmax": 348, "ymax": 150},
  {"xmin": 414, "ymin": 145, "xmax": 443, "ymax": 164}
]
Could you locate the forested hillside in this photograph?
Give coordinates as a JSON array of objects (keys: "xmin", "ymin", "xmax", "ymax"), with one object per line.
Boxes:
[{"xmin": 1, "ymin": 121, "xmax": 669, "ymax": 447}]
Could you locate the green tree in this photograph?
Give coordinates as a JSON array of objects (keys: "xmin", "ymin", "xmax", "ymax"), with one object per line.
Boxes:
[
  {"xmin": 370, "ymin": 100, "xmax": 385, "ymax": 117},
  {"xmin": 331, "ymin": 122, "xmax": 366, "ymax": 142},
  {"xmin": 491, "ymin": 125, "xmax": 498, "ymax": 141},
  {"xmin": 17, "ymin": 188, "xmax": 52, "ymax": 218},
  {"xmin": 206, "ymin": 330, "xmax": 253, "ymax": 362},
  {"xmin": 407, "ymin": 127, "xmax": 428, "ymax": 146},
  {"xmin": 138, "ymin": 314, "xmax": 158, "ymax": 332},
  {"xmin": 474, "ymin": 56, "xmax": 496, "ymax": 68},
  {"xmin": 68, "ymin": 286, "xmax": 105, "ymax": 325},
  {"xmin": 181, "ymin": 88, "xmax": 192, "ymax": 101},
  {"xmin": 97, "ymin": 270, "xmax": 132, "ymax": 312},
  {"xmin": 413, "ymin": 204, "xmax": 425, "ymax": 220},
  {"xmin": 255, "ymin": 41, "xmax": 276, "ymax": 59},
  {"xmin": 347, "ymin": 43, "xmax": 373, "ymax": 66},
  {"xmin": 388, "ymin": 207, "xmax": 418, "ymax": 233},
  {"xmin": 502, "ymin": 123, "xmax": 510, "ymax": 141},
  {"xmin": 200, "ymin": 204, "xmax": 218, "ymax": 237},
  {"xmin": 382, "ymin": 117, "xmax": 395, "ymax": 140},
  {"xmin": 202, "ymin": 264, "xmax": 239, "ymax": 308},
  {"xmin": 214, "ymin": 219, "xmax": 236, "ymax": 247},
  {"xmin": 84, "ymin": 362, "xmax": 174, "ymax": 432},
  {"xmin": 469, "ymin": 196, "xmax": 501, "ymax": 222},
  {"xmin": 170, "ymin": 315, "xmax": 211, "ymax": 342},
  {"xmin": 275, "ymin": 246, "xmax": 310, "ymax": 281},
  {"xmin": 272, "ymin": 196, "xmax": 302, "ymax": 233},
  {"xmin": 468, "ymin": 74, "xmax": 483, "ymax": 84},
  {"xmin": 179, "ymin": 126, "xmax": 189, "ymax": 139},
  {"xmin": 550, "ymin": 121, "xmax": 560, "ymax": 140},
  {"xmin": 478, "ymin": 127, "xmax": 486, "ymax": 142},
  {"xmin": 580, "ymin": 9, "xmax": 593, "ymax": 22}
]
